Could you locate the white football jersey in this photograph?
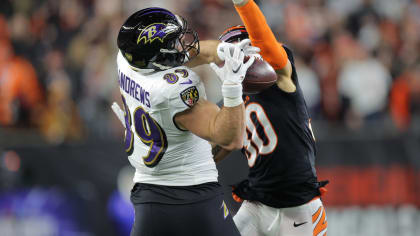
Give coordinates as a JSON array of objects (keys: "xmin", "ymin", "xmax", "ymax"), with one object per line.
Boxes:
[{"xmin": 116, "ymin": 51, "xmax": 218, "ymax": 186}]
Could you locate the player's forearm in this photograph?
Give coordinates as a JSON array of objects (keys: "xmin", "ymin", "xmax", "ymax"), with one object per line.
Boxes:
[
  {"xmin": 205, "ymin": 42, "xmax": 249, "ymax": 150},
  {"xmin": 185, "ymin": 40, "xmax": 222, "ymax": 68},
  {"xmin": 234, "ymin": 0, "xmax": 275, "ymax": 44},
  {"xmin": 211, "ymin": 104, "xmax": 245, "ymax": 150},
  {"xmin": 234, "ymin": 0, "xmax": 288, "ymax": 70}
]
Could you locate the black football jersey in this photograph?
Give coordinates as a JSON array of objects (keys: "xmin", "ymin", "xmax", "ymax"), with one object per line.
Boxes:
[{"xmin": 233, "ymin": 46, "xmax": 327, "ymax": 208}]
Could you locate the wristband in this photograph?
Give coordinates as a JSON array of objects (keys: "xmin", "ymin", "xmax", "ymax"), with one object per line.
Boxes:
[
  {"xmin": 222, "ymin": 83, "xmax": 243, "ymax": 107},
  {"xmin": 222, "ymin": 83, "xmax": 242, "ymax": 98},
  {"xmin": 224, "ymin": 96, "xmax": 243, "ymax": 107}
]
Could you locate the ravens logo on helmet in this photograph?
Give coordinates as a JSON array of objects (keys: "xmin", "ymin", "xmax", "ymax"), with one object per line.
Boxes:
[{"xmin": 117, "ymin": 7, "xmax": 200, "ymax": 71}]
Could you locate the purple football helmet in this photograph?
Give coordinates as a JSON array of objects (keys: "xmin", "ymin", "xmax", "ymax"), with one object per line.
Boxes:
[{"xmin": 118, "ymin": 8, "xmax": 199, "ymax": 71}]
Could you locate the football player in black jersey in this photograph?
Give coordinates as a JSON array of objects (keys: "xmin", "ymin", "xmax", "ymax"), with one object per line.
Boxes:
[{"xmin": 208, "ymin": 0, "xmax": 329, "ymax": 235}]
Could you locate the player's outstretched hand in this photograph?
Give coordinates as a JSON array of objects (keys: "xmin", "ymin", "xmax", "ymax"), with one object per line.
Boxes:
[
  {"xmin": 217, "ymin": 39, "xmax": 260, "ymax": 59},
  {"xmin": 210, "ymin": 43, "xmax": 255, "ymax": 107},
  {"xmin": 210, "ymin": 43, "xmax": 255, "ymax": 85},
  {"xmin": 238, "ymin": 39, "xmax": 260, "ymax": 57},
  {"xmin": 215, "ymin": 42, "xmax": 230, "ymax": 61}
]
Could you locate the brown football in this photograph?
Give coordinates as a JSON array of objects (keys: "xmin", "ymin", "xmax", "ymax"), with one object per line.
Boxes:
[
  {"xmin": 243, "ymin": 57, "xmax": 277, "ymax": 94},
  {"xmin": 217, "ymin": 56, "xmax": 277, "ymax": 94}
]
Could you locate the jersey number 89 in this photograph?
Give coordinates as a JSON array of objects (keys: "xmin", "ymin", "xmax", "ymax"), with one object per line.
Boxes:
[{"xmin": 122, "ymin": 96, "xmax": 168, "ymax": 167}]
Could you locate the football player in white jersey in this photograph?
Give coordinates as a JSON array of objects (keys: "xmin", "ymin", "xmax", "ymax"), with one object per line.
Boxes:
[{"xmin": 113, "ymin": 7, "xmax": 255, "ymax": 236}]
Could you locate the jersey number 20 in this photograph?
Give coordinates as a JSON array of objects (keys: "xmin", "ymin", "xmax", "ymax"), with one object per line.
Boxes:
[
  {"xmin": 122, "ymin": 96, "xmax": 168, "ymax": 167},
  {"xmin": 243, "ymin": 103, "xmax": 278, "ymax": 167}
]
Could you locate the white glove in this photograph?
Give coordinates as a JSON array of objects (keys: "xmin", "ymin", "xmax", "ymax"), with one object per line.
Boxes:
[
  {"xmin": 238, "ymin": 39, "xmax": 260, "ymax": 57},
  {"xmin": 215, "ymin": 42, "xmax": 232, "ymax": 61},
  {"xmin": 217, "ymin": 39, "xmax": 260, "ymax": 58},
  {"xmin": 111, "ymin": 102, "xmax": 125, "ymax": 126},
  {"xmin": 210, "ymin": 43, "xmax": 255, "ymax": 107}
]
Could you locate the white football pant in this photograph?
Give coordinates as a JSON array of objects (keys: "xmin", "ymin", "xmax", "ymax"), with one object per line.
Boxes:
[{"xmin": 234, "ymin": 198, "xmax": 327, "ymax": 236}]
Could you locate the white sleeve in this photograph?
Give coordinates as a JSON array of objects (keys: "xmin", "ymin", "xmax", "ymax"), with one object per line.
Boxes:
[{"xmin": 168, "ymin": 69, "xmax": 207, "ymax": 127}]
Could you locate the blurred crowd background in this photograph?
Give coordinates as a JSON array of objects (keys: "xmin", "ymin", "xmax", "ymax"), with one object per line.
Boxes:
[
  {"xmin": 1, "ymin": 0, "xmax": 420, "ymax": 235},
  {"xmin": 1, "ymin": 0, "xmax": 420, "ymax": 140}
]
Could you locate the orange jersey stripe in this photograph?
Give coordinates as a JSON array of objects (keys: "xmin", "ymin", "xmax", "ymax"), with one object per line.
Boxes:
[
  {"xmin": 312, "ymin": 206, "xmax": 328, "ymax": 236},
  {"xmin": 312, "ymin": 206, "xmax": 322, "ymax": 223}
]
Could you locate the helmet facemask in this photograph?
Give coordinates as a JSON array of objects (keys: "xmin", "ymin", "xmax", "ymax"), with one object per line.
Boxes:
[{"xmin": 154, "ymin": 15, "xmax": 199, "ymax": 70}]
